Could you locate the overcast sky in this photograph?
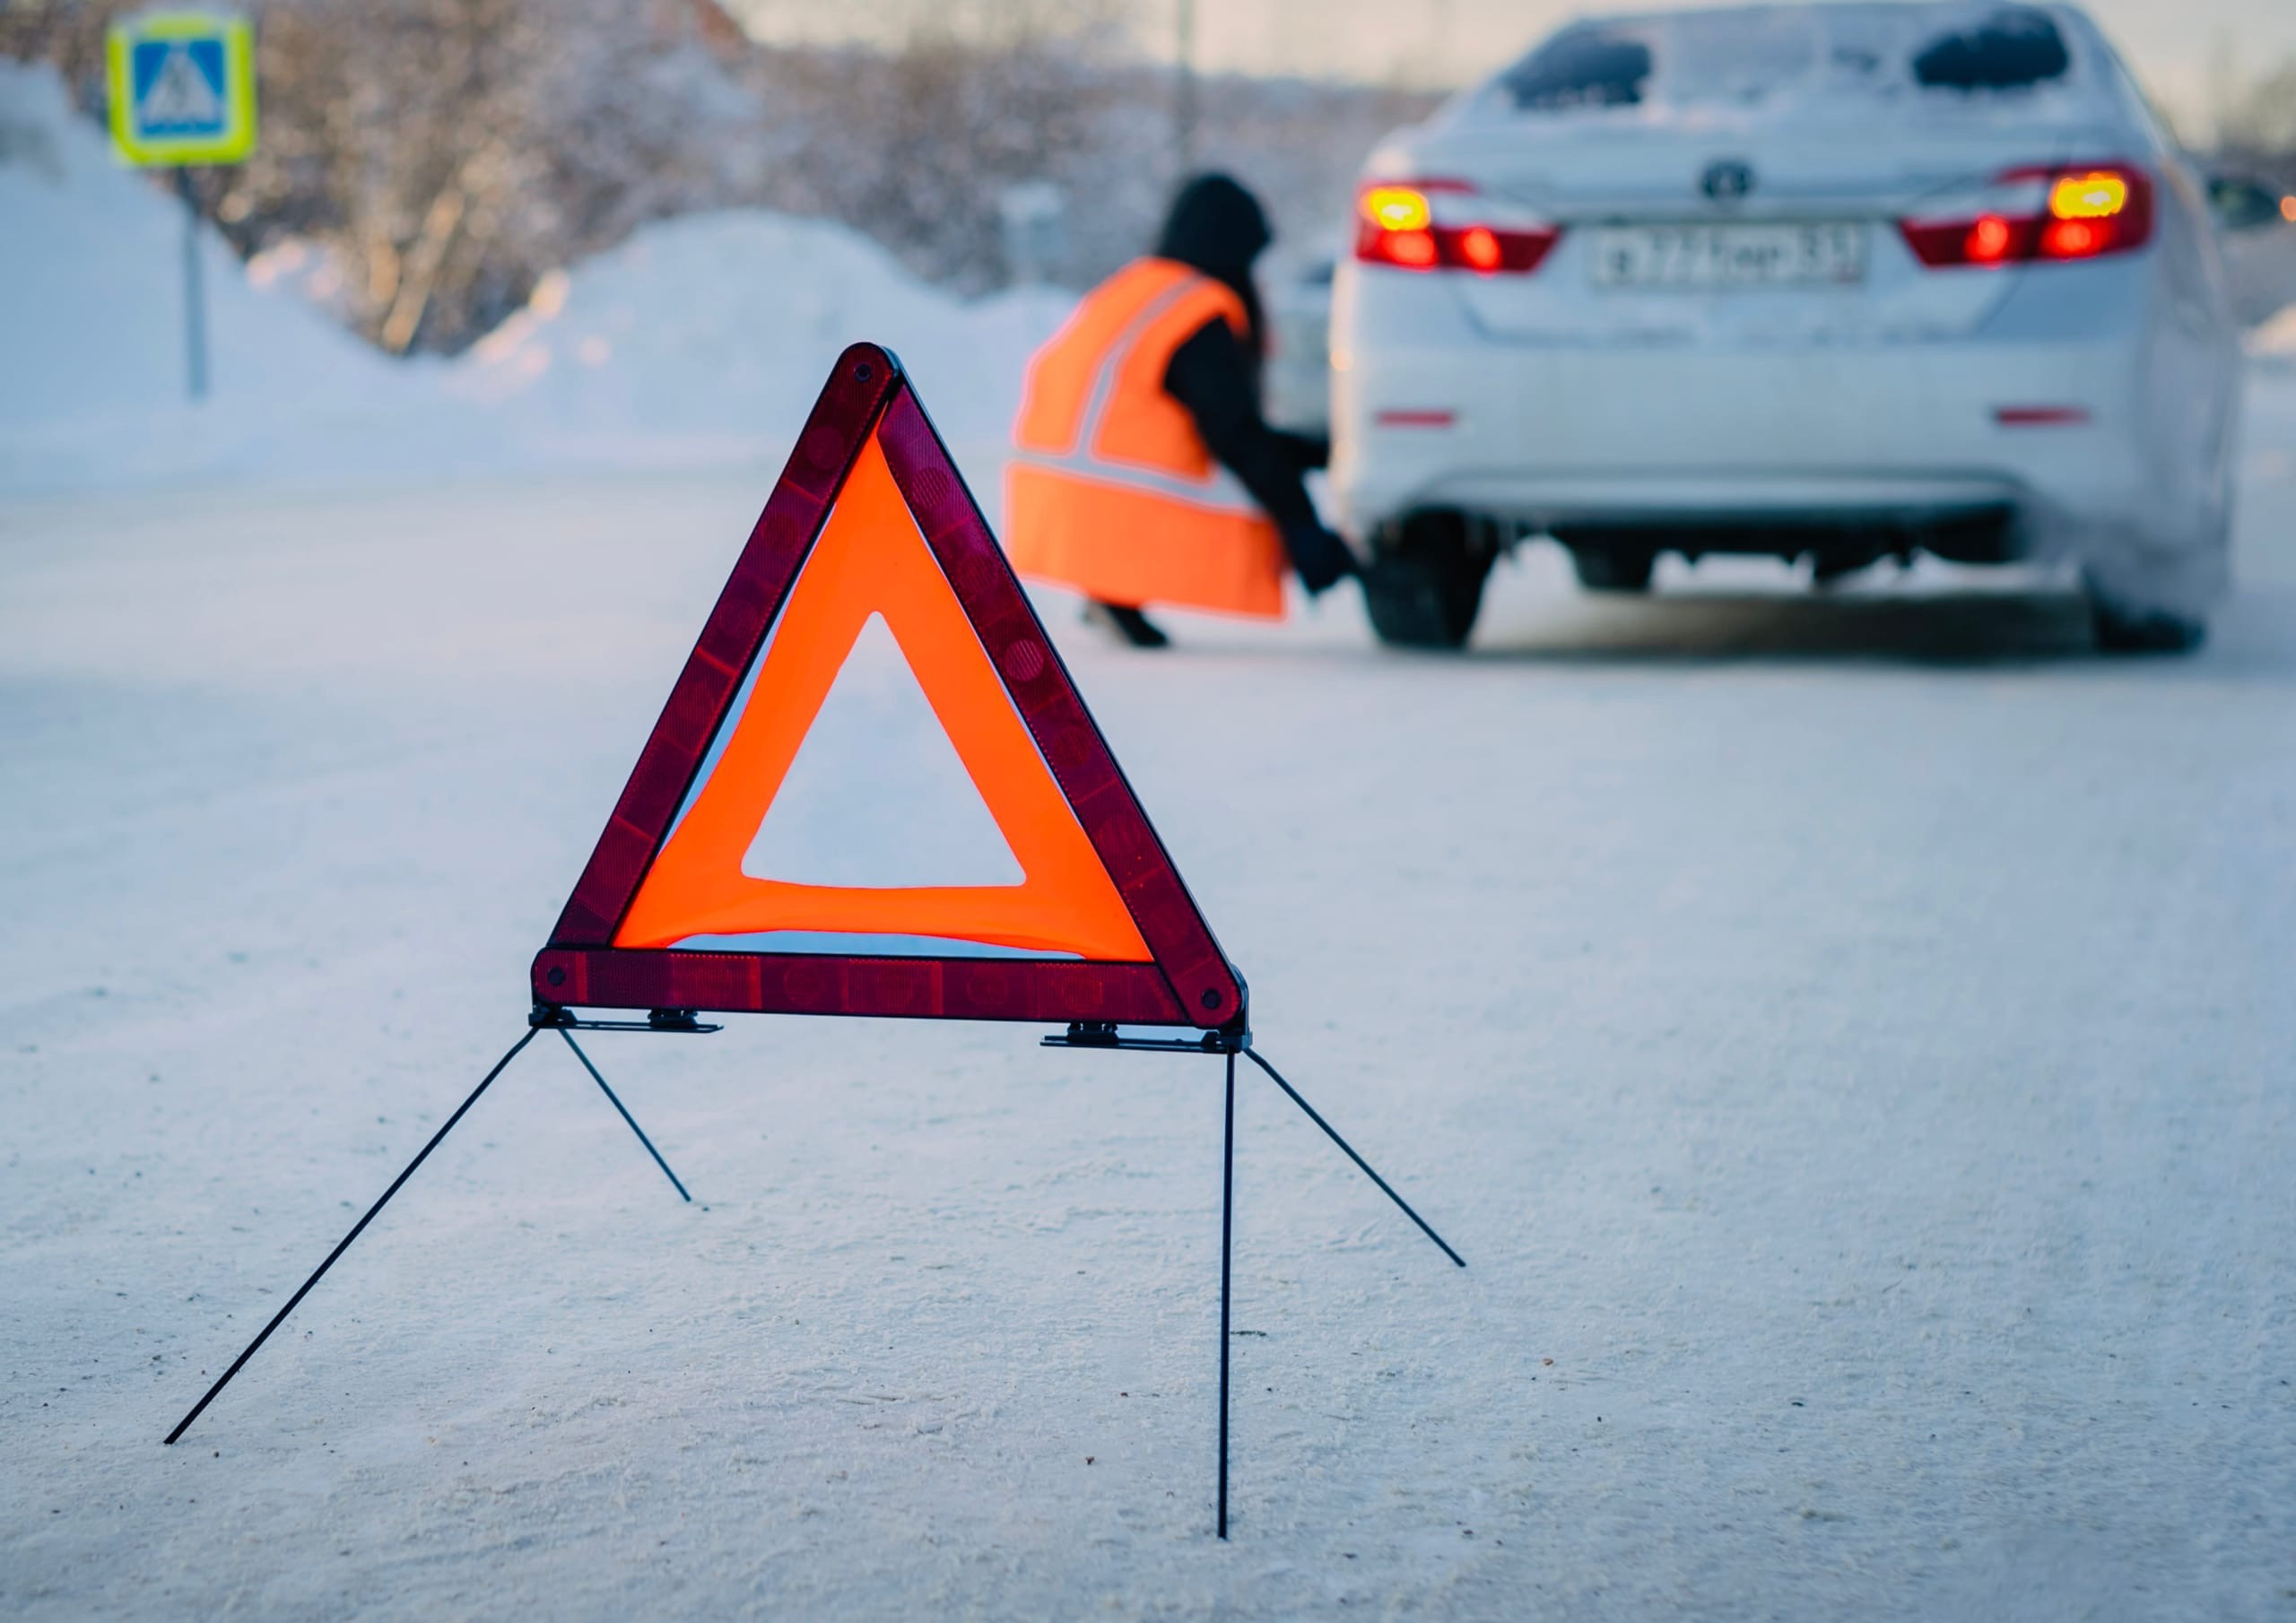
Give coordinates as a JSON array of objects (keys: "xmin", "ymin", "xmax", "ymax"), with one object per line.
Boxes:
[{"xmin": 737, "ymin": 0, "xmax": 2296, "ymax": 131}]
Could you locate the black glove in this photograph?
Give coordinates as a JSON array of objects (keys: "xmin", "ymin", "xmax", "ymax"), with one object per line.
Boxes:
[
  {"xmin": 1272, "ymin": 430, "xmax": 1331, "ymax": 473},
  {"xmin": 1282, "ymin": 520, "xmax": 1357, "ymax": 596}
]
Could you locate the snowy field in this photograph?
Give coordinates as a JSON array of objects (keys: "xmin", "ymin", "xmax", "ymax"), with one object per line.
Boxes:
[{"xmin": 4, "ymin": 374, "xmax": 2294, "ymax": 1620}]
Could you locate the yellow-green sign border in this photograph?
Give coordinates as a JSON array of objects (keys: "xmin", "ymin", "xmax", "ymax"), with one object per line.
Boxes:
[{"xmin": 106, "ymin": 11, "xmax": 257, "ymax": 167}]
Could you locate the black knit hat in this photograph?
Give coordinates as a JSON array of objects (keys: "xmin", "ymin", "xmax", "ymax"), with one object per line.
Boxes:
[{"xmin": 1153, "ymin": 173, "xmax": 1272, "ymax": 357}]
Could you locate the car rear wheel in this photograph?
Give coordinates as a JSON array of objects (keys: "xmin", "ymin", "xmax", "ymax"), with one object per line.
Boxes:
[
  {"xmin": 2079, "ymin": 513, "xmax": 2220, "ymax": 655},
  {"xmin": 2089, "ymin": 597, "xmax": 2206, "ymax": 655},
  {"xmin": 1569, "ymin": 545, "xmax": 1656, "ymax": 594},
  {"xmin": 1361, "ymin": 511, "xmax": 1492, "ymax": 650}
]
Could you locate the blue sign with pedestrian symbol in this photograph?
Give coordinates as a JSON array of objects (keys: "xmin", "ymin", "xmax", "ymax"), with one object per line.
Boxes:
[
  {"xmin": 133, "ymin": 38, "xmax": 229, "ymax": 137},
  {"xmin": 107, "ymin": 11, "xmax": 257, "ymax": 167}
]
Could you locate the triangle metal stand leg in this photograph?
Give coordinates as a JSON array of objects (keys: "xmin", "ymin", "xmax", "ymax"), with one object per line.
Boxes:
[
  {"xmin": 1218, "ymin": 1047, "xmax": 1235, "ymax": 1540},
  {"xmin": 558, "ymin": 1028, "xmax": 691, "ymax": 1202},
  {"xmin": 165, "ymin": 1021, "xmax": 692, "ymax": 1445},
  {"xmin": 1244, "ymin": 1047, "xmax": 1465, "ymax": 1270},
  {"xmin": 1044, "ymin": 1023, "xmax": 1465, "ymax": 1535},
  {"xmin": 1213, "ymin": 1044, "xmax": 1463, "ymax": 1538}
]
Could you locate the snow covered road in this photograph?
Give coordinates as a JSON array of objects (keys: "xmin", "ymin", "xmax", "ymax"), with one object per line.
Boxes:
[{"xmin": 4, "ymin": 382, "xmax": 2294, "ymax": 1619}]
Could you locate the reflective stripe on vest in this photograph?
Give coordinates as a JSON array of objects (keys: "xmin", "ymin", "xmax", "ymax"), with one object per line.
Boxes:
[
  {"xmin": 1004, "ymin": 259, "xmax": 1289, "ymax": 621},
  {"xmin": 1013, "ymin": 273, "xmax": 1257, "ymax": 516}
]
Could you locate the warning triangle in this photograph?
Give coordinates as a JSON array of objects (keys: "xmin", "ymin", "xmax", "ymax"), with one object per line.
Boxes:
[{"xmin": 534, "ymin": 344, "xmax": 1245, "ymax": 1031}]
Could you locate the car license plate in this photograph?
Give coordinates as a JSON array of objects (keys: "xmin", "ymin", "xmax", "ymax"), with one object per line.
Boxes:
[{"xmin": 1588, "ymin": 222, "xmax": 1868, "ymax": 289}]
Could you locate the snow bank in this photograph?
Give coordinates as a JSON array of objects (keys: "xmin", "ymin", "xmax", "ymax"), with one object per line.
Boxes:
[
  {"xmin": 2248, "ymin": 302, "xmax": 2296, "ymax": 372},
  {"xmin": 451, "ymin": 210, "xmax": 1070, "ymax": 470},
  {"xmin": 0, "ymin": 61, "xmax": 491, "ymax": 496},
  {"xmin": 1, "ymin": 56, "xmax": 1061, "ymax": 498}
]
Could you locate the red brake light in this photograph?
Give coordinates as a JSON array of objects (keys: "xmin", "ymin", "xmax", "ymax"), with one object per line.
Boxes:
[
  {"xmin": 1900, "ymin": 162, "xmax": 2152, "ymax": 268},
  {"xmin": 1353, "ymin": 181, "xmax": 1561, "ymax": 275},
  {"xmin": 1383, "ymin": 227, "xmax": 1439, "ymax": 268},
  {"xmin": 2042, "ymin": 218, "xmax": 2100, "ymax": 256},
  {"xmin": 1968, "ymin": 215, "xmax": 2014, "ymax": 262}
]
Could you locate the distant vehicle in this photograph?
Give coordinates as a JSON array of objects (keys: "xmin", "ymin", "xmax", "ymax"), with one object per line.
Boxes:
[
  {"xmin": 1328, "ymin": 2, "xmax": 2255, "ymax": 651},
  {"xmin": 2204, "ymin": 170, "xmax": 2296, "ymax": 325}
]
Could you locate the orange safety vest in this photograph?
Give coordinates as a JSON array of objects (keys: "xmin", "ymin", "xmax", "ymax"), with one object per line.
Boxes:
[{"xmin": 1006, "ymin": 258, "xmax": 1291, "ymax": 620}]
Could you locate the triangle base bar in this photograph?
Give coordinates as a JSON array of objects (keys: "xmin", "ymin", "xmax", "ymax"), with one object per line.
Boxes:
[{"xmin": 536, "ymin": 945, "xmax": 1192, "ymax": 1026}]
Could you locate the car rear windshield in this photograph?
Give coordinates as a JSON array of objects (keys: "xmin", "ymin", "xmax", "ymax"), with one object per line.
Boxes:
[
  {"xmin": 1491, "ymin": 4, "xmax": 2079, "ymax": 116},
  {"xmin": 1910, "ymin": 9, "xmax": 2070, "ymax": 90}
]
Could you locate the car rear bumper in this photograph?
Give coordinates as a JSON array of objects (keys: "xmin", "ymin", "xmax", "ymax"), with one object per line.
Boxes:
[
  {"xmin": 1330, "ymin": 337, "xmax": 2147, "ymax": 540},
  {"xmin": 1413, "ymin": 470, "xmax": 2022, "ymax": 522}
]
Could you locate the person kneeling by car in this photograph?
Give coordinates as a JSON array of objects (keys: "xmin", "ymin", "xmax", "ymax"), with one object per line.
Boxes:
[{"xmin": 1005, "ymin": 173, "xmax": 1357, "ymax": 647}]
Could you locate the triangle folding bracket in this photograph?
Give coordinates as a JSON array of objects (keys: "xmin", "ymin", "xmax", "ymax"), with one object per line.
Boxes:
[{"xmin": 531, "ymin": 343, "xmax": 1247, "ymax": 1033}]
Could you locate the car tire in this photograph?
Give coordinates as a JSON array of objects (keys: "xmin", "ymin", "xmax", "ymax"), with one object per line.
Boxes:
[
  {"xmin": 2090, "ymin": 597, "xmax": 2206, "ymax": 655},
  {"xmin": 1570, "ymin": 546, "xmax": 1656, "ymax": 594},
  {"xmin": 1361, "ymin": 511, "xmax": 1491, "ymax": 650}
]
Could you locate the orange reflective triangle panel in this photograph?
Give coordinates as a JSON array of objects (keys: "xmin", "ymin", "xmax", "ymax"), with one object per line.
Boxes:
[
  {"xmin": 533, "ymin": 345, "xmax": 1245, "ymax": 1031},
  {"xmin": 614, "ymin": 435, "xmax": 1148, "ymax": 962}
]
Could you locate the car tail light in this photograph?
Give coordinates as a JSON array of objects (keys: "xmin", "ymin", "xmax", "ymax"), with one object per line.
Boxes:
[
  {"xmin": 1374, "ymin": 409, "xmax": 1457, "ymax": 428},
  {"xmin": 1993, "ymin": 405, "xmax": 2091, "ymax": 426},
  {"xmin": 1900, "ymin": 162, "xmax": 2153, "ymax": 268},
  {"xmin": 1354, "ymin": 180, "xmax": 1561, "ymax": 275}
]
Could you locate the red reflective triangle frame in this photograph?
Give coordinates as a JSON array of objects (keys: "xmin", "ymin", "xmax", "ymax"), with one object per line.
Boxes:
[{"xmin": 532, "ymin": 344, "xmax": 1246, "ymax": 1032}]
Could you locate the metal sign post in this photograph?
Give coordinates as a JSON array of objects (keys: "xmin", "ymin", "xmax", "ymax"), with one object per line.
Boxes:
[
  {"xmin": 105, "ymin": 10, "xmax": 257, "ymax": 403},
  {"xmin": 172, "ymin": 168, "xmax": 209, "ymax": 400}
]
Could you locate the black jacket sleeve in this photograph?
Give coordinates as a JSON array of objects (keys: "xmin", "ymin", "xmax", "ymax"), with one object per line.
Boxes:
[{"xmin": 1161, "ymin": 317, "xmax": 1322, "ymax": 533}]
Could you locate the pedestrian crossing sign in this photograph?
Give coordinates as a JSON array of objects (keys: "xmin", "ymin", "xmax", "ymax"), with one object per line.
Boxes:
[{"xmin": 107, "ymin": 10, "xmax": 257, "ymax": 167}]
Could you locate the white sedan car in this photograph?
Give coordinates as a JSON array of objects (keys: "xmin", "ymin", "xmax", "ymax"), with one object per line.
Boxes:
[{"xmin": 1329, "ymin": 2, "xmax": 2246, "ymax": 651}]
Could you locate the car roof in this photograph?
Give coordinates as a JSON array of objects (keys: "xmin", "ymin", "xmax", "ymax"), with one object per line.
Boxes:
[
  {"xmin": 1548, "ymin": 2, "xmax": 2091, "ymax": 31},
  {"xmin": 1448, "ymin": 1, "xmax": 2120, "ymax": 131}
]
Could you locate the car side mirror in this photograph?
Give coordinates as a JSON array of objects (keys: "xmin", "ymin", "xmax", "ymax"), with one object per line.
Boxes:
[{"xmin": 2206, "ymin": 174, "xmax": 2292, "ymax": 234}]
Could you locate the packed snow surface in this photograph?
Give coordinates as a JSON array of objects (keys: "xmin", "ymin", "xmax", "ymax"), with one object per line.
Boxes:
[
  {"xmin": 2250, "ymin": 300, "xmax": 2296, "ymax": 368},
  {"xmin": 4, "ymin": 377, "xmax": 2294, "ymax": 1618}
]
